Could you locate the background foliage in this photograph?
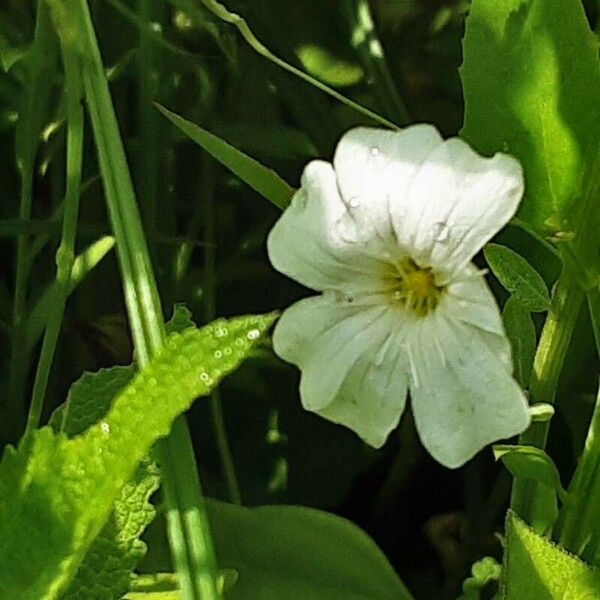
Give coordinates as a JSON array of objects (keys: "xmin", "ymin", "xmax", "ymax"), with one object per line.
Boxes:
[{"xmin": 0, "ymin": 1, "xmax": 598, "ymax": 598}]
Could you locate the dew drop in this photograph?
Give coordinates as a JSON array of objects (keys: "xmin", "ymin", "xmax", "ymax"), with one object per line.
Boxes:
[
  {"xmin": 370, "ymin": 146, "xmax": 380, "ymax": 156},
  {"xmin": 224, "ymin": 346, "xmax": 234, "ymax": 354},
  {"xmin": 247, "ymin": 328, "xmax": 260, "ymax": 340},
  {"xmin": 100, "ymin": 421, "xmax": 110, "ymax": 435},
  {"xmin": 213, "ymin": 349, "xmax": 223, "ymax": 359},
  {"xmin": 392, "ymin": 290, "xmax": 402, "ymax": 301},
  {"xmin": 432, "ymin": 222, "xmax": 450, "ymax": 243},
  {"xmin": 199, "ymin": 372, "xmax": 210, "ymax": 382},
  {"xmin": 214, "ymin": 326, "xmax": 228, "ymax": 338},
  {"xmin": 348, "ymin": 197, "xmax": 361, "ymax": 209}
]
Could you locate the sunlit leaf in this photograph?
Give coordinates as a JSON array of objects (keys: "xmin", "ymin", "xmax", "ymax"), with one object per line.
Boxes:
[
  {"xmin": 461, "ymin": 0, "xmax": 600, "ymax": 233},
  {"xmin": 0, "ymin": 315, "xmax": 274, "ymax": 599},
  {"xmin": 503, "ymin": 511, "xmax": 600, "ymax": 599}
]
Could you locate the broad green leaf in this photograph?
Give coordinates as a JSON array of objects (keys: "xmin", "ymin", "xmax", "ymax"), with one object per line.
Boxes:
[
  {"xmin": 156, "ymin": 104, "xmax": 295, "ymax": 210},
  {"xmin": 461, "ymin": 0, "xmax": 600, "ymax": 232},
  {"xmin": 59, "ymin": 305, "xmax": 197, "ymax": 600},
  {"xmin": 484, "ymin": 244, "xmax": 550, "ymax": 312},
  {"xmin": 495, "ymin": 444, "xmax": 563, "ymax": 533},
  {"xmin": 503, "ymin": 511, "xmax": 600, "ymax": 599},
  {"xmin": 458, "ymin": 556, "xmax": 501, "ymax": 600},
  {"xmin": 502, "ymin": 295, "xmax": 536, "ymax": 387},
  {"xmin": 0, "ymin": 314, "xmax": 274, "ymax": 600},
  {"xmin": 207, "ymin": 499, "xmax": 413, "ymax": 600}
]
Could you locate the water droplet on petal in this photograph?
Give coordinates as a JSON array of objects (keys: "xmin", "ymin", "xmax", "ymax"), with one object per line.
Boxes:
[
  {"xmin": 370, "ymin": 146, "xmax": 380, "ymax": 156},
  {"xmin": 247, "ymin": 329, "xmax": 260, "ymax": 340},
  {"xmin": 348, "ymin": 197, "xmax": 361, "ymax": 209},
  {"xmin": 432, "ymin": 222, "xmax": 450, "ymax": 243}
]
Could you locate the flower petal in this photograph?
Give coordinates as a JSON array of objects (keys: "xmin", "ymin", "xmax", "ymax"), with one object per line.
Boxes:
[
  {"xmin": 443, "ymin": 267, "xmax": 506, "ymax": 336},
  {"xmin": 267, "ymin": 160, "xmax": 388, "ymax": 292},
  {"xmin": 333, "ymin": 125, "xmax": 444, "ymax": 252},
  {"xmin": 273, "ymin": 294, "xmax": 395, "ymax": 411},
  {"xmin": 393, "ymin": 138, "xmax": 524, "ymax": 281},
  {"xmin": 409, "ymin": 314, "xmax": 529, "ymax": 469},
  {"xmin": 316, "ymin": 333, "xmax": 409, "ymax": 448}
]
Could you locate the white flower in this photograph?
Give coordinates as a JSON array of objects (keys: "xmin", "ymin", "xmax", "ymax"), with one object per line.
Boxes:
[{"xmin": 267, "ymin": 125, "xmax": 530, "ymax": 469}]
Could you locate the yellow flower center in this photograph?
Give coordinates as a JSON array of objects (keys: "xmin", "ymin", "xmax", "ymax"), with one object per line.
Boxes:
[{"xmin": 390, "ymin": 258, "xmax": 444, "ymax": 316}]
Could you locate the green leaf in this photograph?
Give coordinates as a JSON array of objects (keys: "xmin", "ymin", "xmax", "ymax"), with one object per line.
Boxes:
[
  {"xmin": 296, "ymin": 44, "xmax": 364, "ymax": 87},
  {"xmin": 124, "ymin": 571, "xmax": 238, "ymax": 599},
  {"xmin": 207, "ymin": 499, "xmax": 414, "ymax": 599},
  {"xmin": 0, "ymin": 314, "xmax": 274, "ymax": 600},
  {"xmin": 156, "ymin": 104, "xmax": 295, "ymax": 210},
  {"xmin": 503, "ymin": 511, "xmax": 600, "ymax": 599},
  {"xmin": 502, "ymin": 295, "xmax": 536, "ymax": 387},
  {"xmin": 460, "ymin": 0, "xmax": 600, "ymax": 232},
  {"xmin": 58, "ymin": 306, "xmax": 198, "ymax": 599},
  {"xmin": 24, "ymin": 236, "xmax": 115, "ymax": 353},
  {"xmin": 458, "ymin": 556, "xmax": 501, "ymax": 600},
  {"xmin": 495, "ymin": 444, "xmax": 564, "ymax": 533},
  {"xmin": 494, "ymin": 445, "xmax": 565, "ymax": 498},
  {"xmin": 484, "ymin": 244, "xmax": 550, "ymax": 312}
]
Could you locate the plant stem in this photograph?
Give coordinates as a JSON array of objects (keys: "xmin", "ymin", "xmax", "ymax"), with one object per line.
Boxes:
[
  {"xmin": 200, "ymin": 158, "xmax": 241, "ymax": 505},
  {"xmin": 47, "ymin": 1, "xmax": 221, "ymax": 597},
  {"xmin": 8, "ymin": 0, "xmax": 57, "ymax": 434},
  {"xmin": 25, "ymin": 40, "xmax": 84, "ymax": 435},
  {"xmin": 510, "ymin": 147, "xmax": 600, "ymax": 527},
  {"xmin": 510, "ymin": 269, "xmax": 583, "ymax": 524},
  {"xmin": 557, "ymin": 385, "xmax": 600, "ymax": 562}
]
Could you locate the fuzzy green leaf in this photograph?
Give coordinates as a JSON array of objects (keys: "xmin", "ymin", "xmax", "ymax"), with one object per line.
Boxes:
[
  {"xmin": 484, "ymin": 244, "xmax": 550, "ymax": 312},
  {"xmin": 461, "ymin": 0, "xmax": 600, "ymax": 232},
  {"xmin": 156, "ymin": 104, "xmax": 295, "ymax": 210},
  {"xmin": 59, "ymin": 306, "xmax": 199, "ymax": 599},
  {"xmin": 502, "ymin": 295, "xmax": 536, "ymax": 387},
  {"xmin": 504, "ymin": 511, "xmax": 600, "ymax": 599},
  {"xmin": 207, "ymin": 499, "xmax": 413, "ymax": 599},
  {"xmin": 0, "ymin": 314, "xmax": 275, "ymax": 600}
]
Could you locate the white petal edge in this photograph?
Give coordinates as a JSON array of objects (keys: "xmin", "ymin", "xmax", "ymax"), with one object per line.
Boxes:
[
  {"xmin": 267, "ymin": 160, "xmax": 387, "ymax": 293},
  {"xmin": 316, "ymin": 329, "xmax": 409, "ymax": 448},
  {"xmin": 272, "ymin": 295, "xmax": 402, "ymax": 411},
  {"xmin": 393, "ymin": 137, "xmax": 524, "ymax": 281},
  {"xmin": 409, "ymin": 314, "xmax": 529, "ymax": 469},
  {"xmin": 332, "ymin": 125, "xmax": 444, "ymax": 252}
]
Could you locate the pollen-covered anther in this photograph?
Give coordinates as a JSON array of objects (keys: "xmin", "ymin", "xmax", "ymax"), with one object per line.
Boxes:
[{"xmin": 390, "ymin": 259, "xmax": 444, "ymax": 316}]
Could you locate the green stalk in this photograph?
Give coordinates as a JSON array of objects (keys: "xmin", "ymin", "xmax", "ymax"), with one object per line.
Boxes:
[
  {"xmin": 8, "ymin": 0, "xmax": 57, "ymax": 432},
  {"xmin": 510, "ymin": 155, "xmax": 600, "ymax": 527},
  {"xmin": 25, "ymin": 40, "xmax": 84, "ymax": 435},
  {"xmin": 557, "ymin": 385, "xmax": 600, "ymax": 562},
  {"xmin": 47, "ymin": 1, "xmax": 220, "ymax": 598},
  {"xmin": 200, "ymin": 159, "xmax": 241, "ymax": 505}
]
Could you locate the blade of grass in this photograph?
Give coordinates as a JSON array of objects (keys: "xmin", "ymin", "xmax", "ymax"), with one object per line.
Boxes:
[
  {"xmin": 156, "ymin": 103, "xmax": 294, "ymax": 210},
  {"xmin": 24, "ymin": 236, "xmax": 115, "ymax": 354},
  {"xmin": 46, "ymin": 2, "xmax": 221, "ymax": 598},
  {"xmin": 9, "ymin": 0, "xmax": 58, "ymax": 431},
  {"xmin": 25, "ymin": 34, "xmax": 84, "ymax": 434},
  {"xmin": 198, "ymin": 0, "xmax": 399, "ymax": 129}
]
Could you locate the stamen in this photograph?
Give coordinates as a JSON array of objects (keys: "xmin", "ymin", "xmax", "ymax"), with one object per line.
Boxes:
[{"xmin": 388, "ymin": 258, "xmax": 445, "ymax": 316}]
